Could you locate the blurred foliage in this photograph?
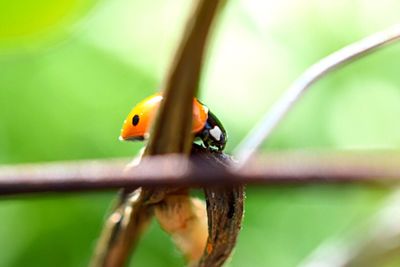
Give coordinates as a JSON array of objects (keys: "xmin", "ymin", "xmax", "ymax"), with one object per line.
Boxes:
[{"xmin": 0, "ymin": 0, "xmax": 399, "ymax": 266}]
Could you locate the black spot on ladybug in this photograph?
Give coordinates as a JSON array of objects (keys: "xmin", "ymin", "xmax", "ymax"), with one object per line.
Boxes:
[{"xmin": 132, "ymin": 114, "xmax": 140, "ymax": 126}]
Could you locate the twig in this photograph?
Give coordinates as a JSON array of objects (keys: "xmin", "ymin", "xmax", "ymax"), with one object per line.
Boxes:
[
  {"xmin": 90, "ymin": 1, "xmax": 226, "ymax": 266},
  {"xmin": 234, "ymin": 24, "xmax": 400, "ymax": 164},
  {"xmin": 1, "ymin": 151, "xmax": 400, "ymax": 195},
  {"xmin": 193, "ymin": 146, "xmax": 244, "ymax": 267},
  {"xmin": 145, "ymin": 0, "xmax": 225, "ymax": 156}
]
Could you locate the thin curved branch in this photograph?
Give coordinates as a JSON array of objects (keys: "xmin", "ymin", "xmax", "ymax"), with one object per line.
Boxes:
[{"xmin": 234, "ymin": 24, "xmax": 400, "ymax": 164}]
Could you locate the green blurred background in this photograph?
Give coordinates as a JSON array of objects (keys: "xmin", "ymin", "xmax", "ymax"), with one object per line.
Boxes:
[{"xmin": 1, "ymin": 0, "xmax": 400, "ymax": 266}]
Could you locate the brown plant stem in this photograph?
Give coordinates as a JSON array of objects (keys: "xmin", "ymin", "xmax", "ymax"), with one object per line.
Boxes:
[
  {"xmin": 193, "ymin": 145, "xmax": 244, "ymax": 267},
  {"xmin": 90, "ymin": 0, "xmax": 226, "ymax": 266}
]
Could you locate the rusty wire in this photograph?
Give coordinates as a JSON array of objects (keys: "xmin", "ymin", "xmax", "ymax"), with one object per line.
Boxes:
[{"xmin": 1, "ymin": 151, "xmax": 400, "ymax": 196}]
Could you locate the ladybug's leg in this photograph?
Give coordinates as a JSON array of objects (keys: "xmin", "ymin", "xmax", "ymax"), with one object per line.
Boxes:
[{"xmin": 195, "ymin": 127, "xmax": 212, "ymax": 149}]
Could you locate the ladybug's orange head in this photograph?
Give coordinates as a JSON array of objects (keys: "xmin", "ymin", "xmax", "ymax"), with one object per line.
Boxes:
[
  {"xmin": 119, "ymin": 93, "xmax": 208, "ymax": 142},
  {"xmin": 119, "ymin": 94, "xmax": 163, "ymax": 141}
]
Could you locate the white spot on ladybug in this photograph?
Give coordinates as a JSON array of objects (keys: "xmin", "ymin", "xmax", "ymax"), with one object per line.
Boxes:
[{"xmin": 209, "ymin": 126, "xmax": 222, "ymax": 141}]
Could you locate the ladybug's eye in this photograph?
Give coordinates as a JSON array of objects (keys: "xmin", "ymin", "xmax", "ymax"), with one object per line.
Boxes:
[{"xmin": 132, "ymin": 114, "xmax": 140, "ymax": 126}]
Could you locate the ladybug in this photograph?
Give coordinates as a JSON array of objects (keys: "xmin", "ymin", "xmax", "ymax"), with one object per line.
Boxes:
[{"xmin": 120, "ymin": 93, "xmax": 227, "ymax": 151}]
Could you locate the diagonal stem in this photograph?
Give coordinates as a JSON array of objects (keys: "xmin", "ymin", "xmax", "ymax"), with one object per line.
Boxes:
[
  {"xmin": 90, "ymin": 1, "xmax": 226, "ymax": 266},
  {"xmin": 234, "ymin": 24, "xmax": 400, "ymax": 164}
]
